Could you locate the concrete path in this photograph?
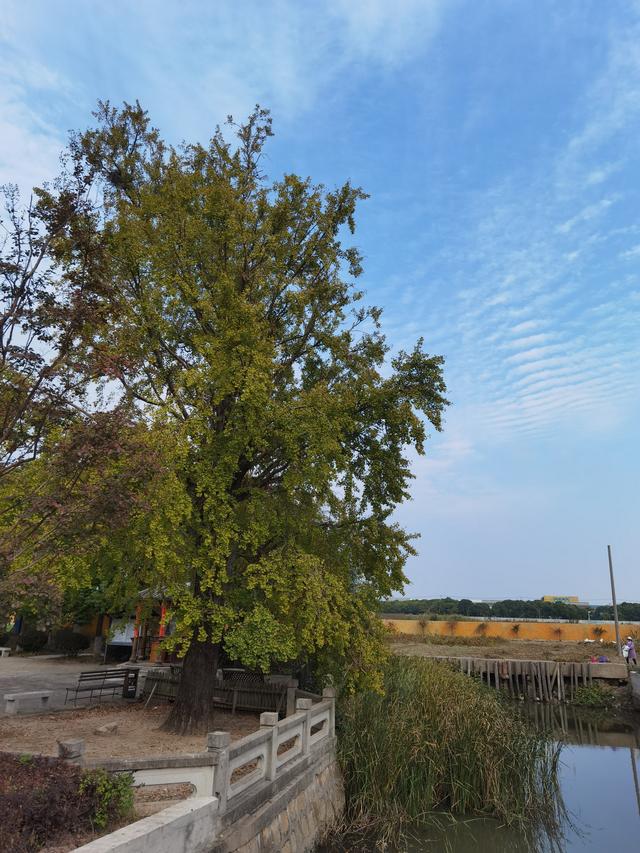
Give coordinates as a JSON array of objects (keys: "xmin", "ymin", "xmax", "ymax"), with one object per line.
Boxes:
[{"xmin": 0, "ymin": 654, "xmax": 98, "ymax": 711}]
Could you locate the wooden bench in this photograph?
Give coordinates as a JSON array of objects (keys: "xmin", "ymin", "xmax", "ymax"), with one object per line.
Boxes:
[
  {"xmin": 5, "ymin": 691, "xmax": 51, "ymax": 715},
  {"xmin": 65, "ymin": 668, "xmax": 139, "ymax": 704}
]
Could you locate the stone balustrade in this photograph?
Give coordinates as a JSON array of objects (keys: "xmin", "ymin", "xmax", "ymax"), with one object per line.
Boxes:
[
  {"xmin": 72, "ymin": 687, "xmax": 342, "ymax": 853},
  {"xmin": 207, "ymin": 691, "xmax": 335, "ymax": 816}
]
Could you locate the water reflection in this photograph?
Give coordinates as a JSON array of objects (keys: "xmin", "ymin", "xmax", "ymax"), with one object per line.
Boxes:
[
  {"xmin": 520, "ymin": 701, "xmax": 640, "ymax": 749},
  {"xmin": 407, "ymin": 706, "xmax": 640, "ymax": 851}
]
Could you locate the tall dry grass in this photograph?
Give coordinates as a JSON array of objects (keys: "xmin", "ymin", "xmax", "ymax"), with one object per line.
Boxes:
[{"xmin": 335, "ymin": 656, "xmax": 563, "ymax": 848}]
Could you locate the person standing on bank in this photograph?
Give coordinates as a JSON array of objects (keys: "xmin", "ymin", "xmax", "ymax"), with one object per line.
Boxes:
[{"xmin": 626, "ymin": 636, "xmax": 637, "ymax": 666}]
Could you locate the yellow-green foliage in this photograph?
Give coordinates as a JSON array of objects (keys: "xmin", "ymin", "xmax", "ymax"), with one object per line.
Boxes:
[{"xmin": 1, "ymin": 104, "xmax": 448, "ymax": 696}]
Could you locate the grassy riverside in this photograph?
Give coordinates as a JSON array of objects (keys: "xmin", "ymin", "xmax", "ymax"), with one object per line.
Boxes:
[{"xmin": 334, "ymin": 656, "xmax": 563, "ymax": 848}]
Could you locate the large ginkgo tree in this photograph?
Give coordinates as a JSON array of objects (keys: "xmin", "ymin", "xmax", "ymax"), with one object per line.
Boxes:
[{"xmin": 3, "ymin": 103, "xmax": 448, "ymax": 733}]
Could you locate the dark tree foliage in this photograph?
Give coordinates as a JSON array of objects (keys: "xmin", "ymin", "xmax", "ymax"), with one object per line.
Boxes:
[
  {"xmin": 379, "ymin": 597, "xmax": 640, "ymax": 621},
  {"xmin": 0, "ymin": 172, "xmax": 111, "ymax": 481}
]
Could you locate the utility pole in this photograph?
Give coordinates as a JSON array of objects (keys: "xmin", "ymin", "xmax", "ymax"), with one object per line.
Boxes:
[{"xmin": 607, "ymin": 545, "xmax": 622, "ymax": 656}]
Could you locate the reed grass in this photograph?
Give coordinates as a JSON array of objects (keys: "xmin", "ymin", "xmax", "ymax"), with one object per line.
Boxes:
[{"xmin": 335, "ymin": 656, "xmax": 563, "ymax": 849}]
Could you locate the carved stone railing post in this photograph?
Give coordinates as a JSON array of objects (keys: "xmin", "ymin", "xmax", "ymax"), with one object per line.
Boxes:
[
  {"xmin": 207, "ymin": 730, "xmax": 230, "ymax": 814},
  {"xmin": 260, "ymin": 711, "xmax": 279, "ymax": 781},
  {"xmin": 285, "ymin": 679, "xmax": 299, "ymax": 717},
  {"xmin": 58, "ymin": 738, "xmax": 85, "ymax": 764},
  {"xmin": 296, "ymin": 697, "xmax": 313, "ymax": 756},
  {"xmin": 322, "ymin": 686, "xmax": 336, "ymax": 736}
]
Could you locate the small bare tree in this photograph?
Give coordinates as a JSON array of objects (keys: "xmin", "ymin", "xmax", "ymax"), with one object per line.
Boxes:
[{"xmin": 418, "ymin": 615, "xmax": 429, "ymax": 639}]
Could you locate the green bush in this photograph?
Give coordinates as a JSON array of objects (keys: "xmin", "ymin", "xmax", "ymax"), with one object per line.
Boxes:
[
  {"xmin": 53, "ymin": 629, "xmax": 90, "ymax": 656},
  {"xmin": 336, "ymin": 656, "xmax": 563, "ymax": 848},
  {"xmin": 573, "ymin": 683, "xmax": 614, "ymax": 708},
  {"xmin": 0, "ymin": 753, "xmax": 134, "ymax": 852},
  {"xmin": 18, "ymin": 628, "xmax": 47, "ymax": 652},
  {"xmin": 79, "ymin": 769, "xmax": 134, "ymax": 829}
]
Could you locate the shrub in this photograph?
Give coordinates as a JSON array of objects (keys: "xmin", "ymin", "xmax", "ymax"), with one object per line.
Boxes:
[
  {"xmin": 420, "ymin": 633, "xmax": 501, "ymax": 648},
  {"xmin": 511, "ymin": 623, "xmax": 521, "ymax": 636},
  {"xmin": 336, "ymin": 657, "xmax": 562, "ymax": 848},
  {"xmin": 383, "ymin": 621, "xmax": 398, "ymax": 639},
  {"xmin": 475, "ymin": 622, "xmax": 489, "ymax": 636},
  {"xmin": 573, "ymin": 683, "xmax": 614, "ymax": 709},
  {"xmin": 18, "ymin": 628, "xmax": 47, "ymax": 653},
  {"xmin": 53, "ymin": 628, "xmax": 90, "ymax": 656},
  {"xmin": 0, "ymin": 753, "xmax": 134, "ymax": 853},
  {"xmin": 79, "ymin": 769, "xmax": 134, "ymax": 829}
]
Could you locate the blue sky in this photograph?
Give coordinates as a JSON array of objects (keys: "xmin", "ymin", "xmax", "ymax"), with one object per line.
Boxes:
[{"xmin": 2, "ymin": 1, "xmax": 639, "ymax": 602}]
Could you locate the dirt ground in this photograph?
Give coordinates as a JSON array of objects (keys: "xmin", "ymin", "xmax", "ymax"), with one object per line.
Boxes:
[
  {"xmin": 0, "ymin": 701, "xmax": 260, "ymax": 759},
  {"xmin": 391, "ymin": 637, "xmax": 620, "ymax": 662}
]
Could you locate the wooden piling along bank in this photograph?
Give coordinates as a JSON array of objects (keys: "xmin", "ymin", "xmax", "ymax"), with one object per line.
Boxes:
[{"xmin": 436, "ymin": 656, "xmax": 626, "ymax": 702}]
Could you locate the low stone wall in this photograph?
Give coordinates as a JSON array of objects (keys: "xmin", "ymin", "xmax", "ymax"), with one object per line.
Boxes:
[
  {"xmin": 73, "ymin": 690, "xmax": 343, "ymax": 853},
  {"xmin": 75, "ymin": 798, "xmax": 219, "ymax": 853},
  {"xmin": 85, "ymin": 753, "xmax": 216, "ymax": 797}
]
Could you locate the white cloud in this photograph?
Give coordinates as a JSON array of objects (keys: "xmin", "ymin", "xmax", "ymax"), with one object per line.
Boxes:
[
  {"xmin": 585, "ymin": 162, "xmax": 620, "ymax": 185},
  {"xmin": 510, "ymin": 319, "xmax": 543, "ymax": 334},
  {"xmin": 0, "ymin": 54, "xmax": 68, "ymax": 190},
  {"xmin": 503, "ymin": 333, "xmax": 555, "ymax": 349},
  {"xmin": 620, "ymin": 244, "xmax": 640, "ymax": 259},
  {"xmin": 0, "ymin": 0, "xmax": 450, "ymax": 189},
  {"xmin": 556, "ymin": 198, "xmax": 615, "ymax": 234},
  {"xmin": 505, "ymin": 345, "xmax": 565, "ymax": 365},
  {"xmin": 390, "ymin": 11, "xmax": 640, "ymax": 444},
  {"xmin": 329, "ymin": 0, "xmax": 446, "ymax": 65}
]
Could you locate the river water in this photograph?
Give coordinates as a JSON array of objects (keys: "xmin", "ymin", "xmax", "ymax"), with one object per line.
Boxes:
[{"xmin": 407, "ymin": 704, "xmax": 640, "ymax": 852}]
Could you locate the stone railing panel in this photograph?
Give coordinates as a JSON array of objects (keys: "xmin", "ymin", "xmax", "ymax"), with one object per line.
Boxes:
[
  {"xmin": 276, "ymin": 720, "xmax": 304, "ymax": 768},
  {"xmin": 227, "ymin": 729, "xmax": 271, "ymax": 799},
  {"xmin": 309, "ymin": 699, "xmax": 332, "ymax": 747}
]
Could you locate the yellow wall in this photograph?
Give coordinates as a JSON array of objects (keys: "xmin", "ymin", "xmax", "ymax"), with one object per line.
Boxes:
[{"xmin": 383, "ymin": 618, "xmax": 637, "ymax": 643}]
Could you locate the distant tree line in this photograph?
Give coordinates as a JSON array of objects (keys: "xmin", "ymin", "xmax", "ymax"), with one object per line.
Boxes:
[{"xmin": 379, "ymin": 597, "xmax": 640, "ymax": 622}]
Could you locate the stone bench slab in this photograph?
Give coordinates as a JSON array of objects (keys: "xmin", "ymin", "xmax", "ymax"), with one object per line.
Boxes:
[{"xmin": 4, "ymin": 690, "xmax": 52, "ymax": 715}]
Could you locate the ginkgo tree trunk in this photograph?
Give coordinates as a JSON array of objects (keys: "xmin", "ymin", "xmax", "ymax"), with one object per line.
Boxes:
[{"xmin": 32, "ymin": 103, "xmax": 449, "ymax": 733}]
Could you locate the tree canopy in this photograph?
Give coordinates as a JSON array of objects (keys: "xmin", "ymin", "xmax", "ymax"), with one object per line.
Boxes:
[{"xmin": 1, "ymin": 103, "xmax": 448, "ymax": 731}]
